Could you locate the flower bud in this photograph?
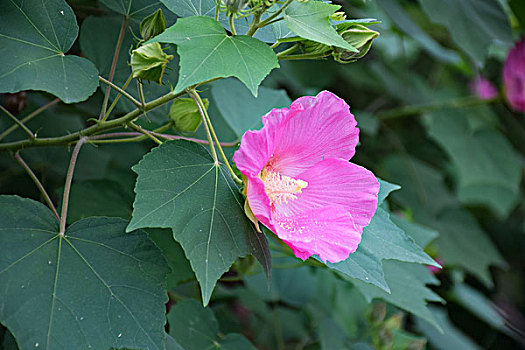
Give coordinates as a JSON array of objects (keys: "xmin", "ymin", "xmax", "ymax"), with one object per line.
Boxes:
[
  {"xmin": 332, "ymin": 23, "xmax": 379, "ymax": 63},
  {"xmin": 223, "ymin": 0, "xmax": 248, "ymax": 15},
  {"xmin": 140, "ymin": 9, "xmax": 167, "ymax": 42},
  {"xmin": 503, "ymin": 37, "xmax": 525, "ymax": 112},
  {"xmin": 168, "ymin": 97, "xmax": 209, "ymax": 133},
  {"xmin": 470, "ymin": 77, "xmax": 498, "ymax": 100},
  {"xmin": 130, "ymin": 42, "xmax": 173, "ymax": 85}
]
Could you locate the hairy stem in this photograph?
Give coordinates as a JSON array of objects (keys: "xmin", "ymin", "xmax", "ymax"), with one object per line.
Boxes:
[
  {"xmin": 190, "ymin": 89, "xmax": 242, "ymax": 185},
  {"xmin": 99, "ymin": 15, "xmax": 129, "ymax": 121},
  {"xmin": 189, "ymin": 89, "xmax": 218, "ymax": 163},
  {"xmin": 0, "ymin": 98, "xmax": 59, "ymax": 141},
  {"xmin": 14, "ymin": 152, "xmax": 60, "ymax": 221},
  {"xmin": 0, "ymin": 90, "xmax": 186, "ymax": 152},
  {"xmin": 128, "ymin": 121, "xmax": 163, "ymax": 145},
  {"xmin": 0, "ymin": 105, "xmax": 35, "ymax": 140},
  {"xmin": 59, "ymin": 138, "xmax": 87, "ymax": 235},
  {"xmin": 99, "ymin": 76, "xmax": 141, "ymax": 108},
  {"xmin": 248, "ymin": 0, "xmax": 294, "ymax": 36},
  {"xmin": 90, "ymin": 131, "xmax": 239, "ymax": 146}
]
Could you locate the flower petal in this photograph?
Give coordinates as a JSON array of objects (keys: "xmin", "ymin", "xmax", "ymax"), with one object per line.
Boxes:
[
  {"xmin": 270, "ymin": 91, "xmax": 359, "ymax": 177},
  {"xmin": 275, "ymin": 158, "xmax": 379, "ymax": 231},
  {"xmin": 245, "ymin": 176, "xmax": 275, "ymax": 231},
  {"xmin": 273, "ymin": 206, "xmax": 361, "ymax": 263}
]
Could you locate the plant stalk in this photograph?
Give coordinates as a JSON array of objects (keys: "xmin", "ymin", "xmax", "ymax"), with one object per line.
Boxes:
[
  {"xmin": 188, "ymin": 89, "xmax": 218, "ymax": 163},
  {"xmin": 99, "ymin": 76, "xmax": 141, "ymax": 108},
  {"xmin": 0, "ymin": 98, "xmax": 59, "ymax": 141},
  {"xmin": 0, "ymin": 105, "xmax": 35, "ymax": 140}
]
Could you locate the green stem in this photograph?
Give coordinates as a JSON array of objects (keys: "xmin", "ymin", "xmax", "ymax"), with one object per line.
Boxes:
[
  {"xmin": 228, "ymin": 15, "xmax": 237, "ymax": 35},
  {"xmin": 59, "ymin": 137, "xmax": 87, "ymax": 236},
  {"xmin": 99, "ymin": 76, "xmax": 141, "ymax": 108},
  {"xmin": 0, "ymin": 105, "xmax": 35, "ymax": 140},
  {"xmin": 0, "ymin": 98, "xmax": 59, "ymax": 141},
  {"xmin": 0, "ymin": 90, "xmax": 186, "ymax": 152},
  {"xmin": 103, "ymin": 74, "xmax": 134, "ymax": 121},
  {"xmin": 188, "ymin": 89, "xmax": 218, "ymax": 163},
  {"xmin": 376, "ymin": 96, "xmax": 498, "ymax": 120},
  {"xmin": 190, "ymin": 89, "xmax": 243, "ymax": 185},
  {"xmin": 14, "ymin": 152, "xmax": 60, "ymax": 221},
  {"xmin": 99, "ymin": 15, "xmax": 129, "ymax": 121},
  {"xmin": 246, "ymin": 11, "xmax": 263, "ymax": 36},
  {"xmin": 128, "ymin": 121, "xmax": 163, "ymax": 145},
  {"xmin": 252, "ymin": 0, "xmax": 293, "ymax": 33},
  {"xmin": 275, "ymin": 43, "xmax": 300, "ymax": 58}
]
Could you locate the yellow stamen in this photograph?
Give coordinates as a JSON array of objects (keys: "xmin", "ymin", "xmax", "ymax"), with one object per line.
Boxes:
[{"xmin": 261, "ymin": 168, "xmax": 308, "ymax": 205}]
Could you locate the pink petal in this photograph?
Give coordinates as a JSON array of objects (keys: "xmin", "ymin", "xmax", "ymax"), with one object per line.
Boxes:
[
  {"xmin": 245, "ymin": 176, "xmax": 275, "ymax": 232},
  {"xmin": 273, "ymin": 206, "xmax": 361, "ymax": 263},
  {"xmin": 233, "ymin": 91, "xmax": 359, "ymax": 178},
  {"xmin": 274, "ymin": 158, "xmax": 379, "ymax": 231},
  {"xmin": 270, "ymin": 91, "xmax": 359, "ymax": 177}
]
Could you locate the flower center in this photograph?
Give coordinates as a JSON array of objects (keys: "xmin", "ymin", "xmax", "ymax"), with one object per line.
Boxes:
[{"xmin": 261, "ymin": 168, "xmax": 308, "ymax": 205}]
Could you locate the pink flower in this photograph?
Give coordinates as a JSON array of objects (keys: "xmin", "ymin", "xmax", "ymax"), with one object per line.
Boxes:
[
  {"xmin": 470, "ymin": 77, "xmax": 497, "ymax": 100},
  {"xmin": 233, "ymin": 91, "xmax": 379, "ymax": 263},
  {"xmin": 504, "ymin": 37, "xmax": 525, "ymax": 112}
]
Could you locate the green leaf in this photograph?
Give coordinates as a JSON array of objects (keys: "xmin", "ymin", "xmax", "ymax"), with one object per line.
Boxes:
[
  {"xmin": 431, "ymin": 208, "xmax": 506, "ymax": 288},
  {"xmin": 167, "ymin": 299, "xmax": 257, "ymax": 350},
  {"xmin": 418, "ymin": 0, "xmax": 512, "ymax": 62},
  {"xmin": 423, "ymin": 109, "xmax": 522, "ymax": 218},
  {"xmin": 377, "ymin": 179, "xmax": 401, "ymax": 205},
  {"xmin": 149, "ymin": 16, "xmax": 279, "ymax": 96},
  {"xmin": 328, "ymin": 208, "xmax": 439, "ymax": 291},
  {"xmin": 0, "ymin": 0, "xmax": 98, "ymax": 103},
  {"xmin": 415, "ymin": 307, "xmax": 481, "ymax": 350},
  {"xmin": 390, "ymin": 215, "xmax": 438, "ymax": 249},
  {"xmin": 0, "ymin": 195, "xmax": 170, "ymax": 350},
  {"xmin": 375, "ymin": 0, "xmax": 460, "ymax": 63},
  {"xmin": 100, "ymin": 0, "xmax": 173, "ymax": 20},
  {"xmin": 283, "ymin": 1, "xmax": 357, "ymax": 51},
  {"xmin": 351, "ymin": 260, "xmax": 444, "ymax": 331},
  {"xmin": 127, "ymin": 140, "xmax": 271, "ymax": 305},
  {"xmin": 211, "ymin": 78, "xmax": 291, "ymax": 138},
  {"xmin": 146, "ymin": 228, "xmax": 195, "ymax": 289}
]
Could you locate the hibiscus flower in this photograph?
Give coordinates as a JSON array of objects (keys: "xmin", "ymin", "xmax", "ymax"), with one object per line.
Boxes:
[{"xmin": 233, "ymin": 91, "xmax": 379, "ymax": 263}]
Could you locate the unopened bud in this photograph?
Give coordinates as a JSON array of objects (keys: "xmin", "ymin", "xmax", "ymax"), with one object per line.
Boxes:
[
  {"xmin": 140, "ymin": 9, "xmax": 167, "ymax": 41},
  {"xmin": 333, "ymin": 23, "xmax": 379, "ymax": 63},
  {"xmin": 130, "ymin": 42, "xmax": 173, "ymax": 85},
  {"xmin": 169, "ymin": 98, "xmax": 209, "ymax": 133},
  {"xmin": 224, "ymin": 0, "xmax": 248, "ymax": 15}
]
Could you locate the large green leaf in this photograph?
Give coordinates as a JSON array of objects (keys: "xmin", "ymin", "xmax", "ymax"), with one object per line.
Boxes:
[
  {"xmin": 168, "ymin": 299, "xmax": 258, "ymax": 350},
  {"xmin": 423, "ymin": 109, "xmax": 521, "ymax": 218},
  {"xmin": 418, "ymin": 0, "xmax": 512, "ymax": 62},
  {"xmin": 283, "ymin": 1, "xmax": 357, "ymax": 51},
  {"xmin": 0, "ymin": 196, "xmax": 170, "ymax": 350},
  {"xmin": 100, "ymin": 0, "xmax": 176, "ymax": 21},
  {"xmin": 351, "ymin": 260, "xmax": 444, "ymax": 330},
  {"xmin": 0, "ymin": 0, "xmax": 98, "ymax": 103},
  {"xmin": 328, "ymin": 208, "xmax": 439, "ymax": 291},
  {"xmin": 211, "ymin": 78, "xmax": 291, "ymax": 139},
  {"xmin": 127, "ymin": 140, "xmax": 271, "ymax": 305},
  {"xmin": 149, "ymin": 16, "xmax": 279, "ymax": 96}
]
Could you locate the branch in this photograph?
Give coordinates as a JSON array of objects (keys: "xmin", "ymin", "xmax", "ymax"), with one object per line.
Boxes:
[
  {"xmin": 0, "ymin": 98, "xmax": 59, "ymax": 141},
  {"xmin": 188, "ymin": 89, "xmax": 218, "ymax": 163},
  {"xmin": 0, "ymin": 105, "xmax": 34, "ymax": 139},
  {"xmin": 99, "ymin": 76, "xmax": 141, "ymax": 108},
  {"xmin": 14, "ymin": 152, "xmax": 60, "ymax": 221}
]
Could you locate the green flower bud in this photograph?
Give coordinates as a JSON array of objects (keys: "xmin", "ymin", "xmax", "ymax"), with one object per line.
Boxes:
[
  {"xmin": 130, "ymin": 42, "xmax": 173, "ymax": 85},
  {"xmin": 168, "ymin": 98, "xmax": 209, "ymax": 133},
  {"xmin": 333, "ymin": 23, "xmax": 379, "ymax": 63},
  {"xmin": 140, "ymin": 9, "xmax": 167, "ymax": 41}
]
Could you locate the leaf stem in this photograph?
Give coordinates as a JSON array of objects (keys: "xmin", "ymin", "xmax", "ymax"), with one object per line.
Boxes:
[
  {"xmin": 228, "ymin": 15, "xmax": 237, "ymax": 35},
  {"xmin": 59, "ymin": 137, "xmax": 87, "ymax": 235},
  {"xmin": 188, "ymin": 89, "xmax": 218, "ymax": 163},
  {"xmin": 376, "ymin": 96, "xmax": 498, "ymax": 120},
  {"xmin": 0, "ymin": 105, "xmax": 35, "ymax": 140},
  {"xmin": 99, "ymin": 15, "xmax": 129, "ymax": 121},
  {"xmin": 190, "ymin": 89, "xmax": 243, "ymax": 185},
  {"xmin": 90, "ymin": 131, "xmax": 239, "ymax": 146},
  {"xmin": 0, "ymin": 98, "xmax": 60, "ymax": 141},
  {"xmin": 0, "ymin": 90, "xmax": 186, "ymax": 151},
  {"xmin": 99, "ymin": 76, "xmax": 141, "ymax": 108},
  {"xmin": 14, "ymin": 152, "xmax": 60, "ymax": 221},
  {"xmin": 103, "ymin": 74, "xmax": 134, "ymax": 121},
  {"xmin": 248, "ymin": 0, "xmax": 293, "ymax": 36},
  {"xmin": 275, "ymin": 43, "xmax": 300, "ymax": 57}
]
